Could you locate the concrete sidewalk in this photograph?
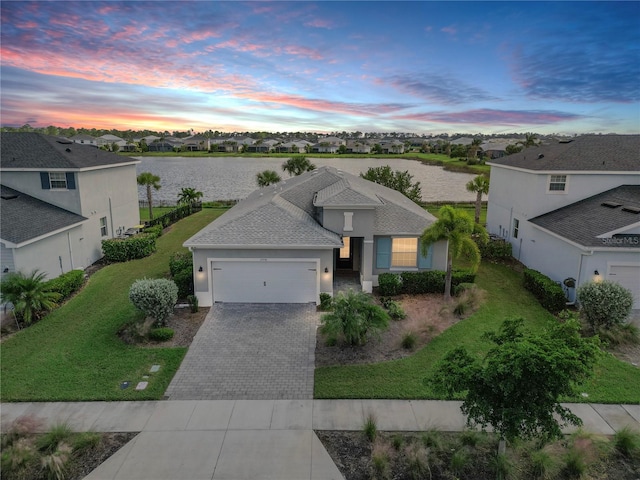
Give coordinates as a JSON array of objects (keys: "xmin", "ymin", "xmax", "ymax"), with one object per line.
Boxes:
[{"xmin": 1, "ymin": 400, "xmax": 639, "ymax": 480}]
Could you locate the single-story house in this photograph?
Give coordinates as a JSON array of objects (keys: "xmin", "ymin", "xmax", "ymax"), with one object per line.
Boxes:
[
  {"xmin": 184, "ymin": 166, "xmax": 447, "ymax": 305},
  {"xmin": 486, "ymin": 134, "xmax": 640, "ymax": 308}
]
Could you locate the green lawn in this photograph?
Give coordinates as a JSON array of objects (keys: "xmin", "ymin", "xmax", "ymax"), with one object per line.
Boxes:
[
  {"xmin": 139, "ymin": 206, "xmax": 177, "ymax": 221},
  {"xmin": 0, "ymin": 208, "xmax": 225, "ymax": 402},
  {"xmin": 314, "ymin": 261, "xmax": 640, "ymax": 403}
]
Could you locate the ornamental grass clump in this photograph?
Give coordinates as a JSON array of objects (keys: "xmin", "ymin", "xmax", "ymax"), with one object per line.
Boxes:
[{"xmin": 129, "ymin": 278, "xmax": 178, "ymax": 327}]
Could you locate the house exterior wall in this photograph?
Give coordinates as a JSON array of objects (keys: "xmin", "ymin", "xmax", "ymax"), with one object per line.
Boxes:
[
  {"xmin": 371, "ymin": 237, "xmax": 448, "ymax": 283},
  {"xmin": 8, "ymin": 225, "xmax": 85, "ymax": 280},
  {"xmin": 190, "ymin": 247, "xmax": 334, "ymax": 306},
  {"xmin": 0, "ymin": 243, "xmax": 16, "ymax": 280},
  {"xmin": 1, "ymin": 171, "xmax": 82, "ymax": 213},
  {"xmin": 321, "ymin": 208, "xmax": 375, "ymax": 238}
]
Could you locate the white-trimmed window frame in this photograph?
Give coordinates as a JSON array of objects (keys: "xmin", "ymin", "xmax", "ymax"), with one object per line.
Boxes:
[
  {"xmin": 547, "ymin": 174, "xmax": 568, "ymax": 193},
  {"xmin": 99, "ymin": 216, "xmax": 108, "ymax": 237},
  {"xmin": 390, "ymin": 237, "xmax": 418, "ymax": 269},
  {"xmin": 49, "ymin": 172, "xmax": 68, "ymax": 190},
  {"xmin": 513, "ymin": 218, "xmax": 520, "ymax": 239}
]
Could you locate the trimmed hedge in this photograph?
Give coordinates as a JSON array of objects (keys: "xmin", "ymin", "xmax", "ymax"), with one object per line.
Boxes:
[
  {"xmin": 169, "ymin": 252, "xmax": 193, "ymax": 299},
  {"xmin": 477, "ymin": 237, "xmax": 512, "ymax": 260},
  {"xmin": 44, "ymin": 270, "xmax": 84, "ymax": 301},
  {"xmin": 101, "ymin": 234, "xmax": 157, "ymax": 262},
  {"xmin": 523, "ymin": 268, "xmax": 566, "ymax": 313},
  {"xmin": 142, "ymin": 224, "xmax": 163, "ymax": 238},
  {"xmin": 378, "ymin": 270, "xmax": 476, "ymax": 296}
]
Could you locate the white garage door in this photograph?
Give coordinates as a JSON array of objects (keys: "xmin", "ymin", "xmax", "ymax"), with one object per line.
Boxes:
[
  {"xmin": 212, "ymin": 260, "xmax": 318, "ymax": 303},
  {"xmin": 608, "ymin": 265, "xmax": 640, "ymax": 309}
]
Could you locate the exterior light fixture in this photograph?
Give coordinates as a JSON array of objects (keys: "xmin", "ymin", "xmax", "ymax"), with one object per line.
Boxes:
[
  {"xmin": 198, "ymin": 266, "xmax": 203, "ymax": 272},
  {"xmin": 324, "ymin": 267, "xmax": 329, "ymax": 273},
  {"xmin": 594, "ymin": 270, "xmax": 599, "ymax": 276}
]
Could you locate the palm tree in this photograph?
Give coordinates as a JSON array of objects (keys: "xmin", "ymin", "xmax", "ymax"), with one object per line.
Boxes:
[
  {"xmin": 517, "ymin": 132, "xmax": 539, "ymax": 148},
  {"xmin": 466, "ymin": 175, "xmax": 490, "ymax": 224},
  {"xmin": 420, "ymin": 206, "xmax": 487, "ymax": 301},
  {"xmin": 137, "ymin": 172, "xmax": 161, "ymax": 220},
  {"xmin": 256, "ymin": 170, "xmax": 282, "ymax": 187},
  {"xmin": 282, "ymin": 155, "xmax": 316, "ymax": 176},
  {"xmin": 177, "ymin": 187, "xmax": 203, "ymax": 205},
  {"xmin": 468, "ymin": 138, "xmax": 483, "ymax": 159},
  {"xmin": 0, "ymin": 270, "xmax": 60, "ymax": 325}
]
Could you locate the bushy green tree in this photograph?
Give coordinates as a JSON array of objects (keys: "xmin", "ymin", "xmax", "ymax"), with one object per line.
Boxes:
[
  {"xmin": 360, "ymin": 165, "xmax": 422, "ymax": 203},
  {"xmin": 320, "ymin": 290, "xmax": 390, "ymax": 346},
  {"xmin": 282, "ymin": 155, "xmax": 315, "ymax": 176},
  {"xmin": 577, "ymin": 280, "xmax": 634, "ymax": 330},
  {"xmin": 430, "ymin": 317, "xmax": 601, "ymax": 443},
  {"xmin": 129, "ymin": 278, "xmax": 178, "ymax": 327},
  {"xmin": 0, "ymin": 270, "xmax": 60, "ymax": 325}
]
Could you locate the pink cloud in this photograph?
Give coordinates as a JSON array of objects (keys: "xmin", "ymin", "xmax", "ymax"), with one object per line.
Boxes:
[
  {"xmin": 283, "ymin": 45, "xmax": 323, "ymax": 60},
  {"xmin": 395, "ymin": 108, "xmax": 581, "ymax": 125},
  {"xmin": 441, "ymin": 26, "xmax": 457, "ymax": 35},
  {"xmin": 304, "ymin": 18, "xmax": 335, "ymax": 29}
]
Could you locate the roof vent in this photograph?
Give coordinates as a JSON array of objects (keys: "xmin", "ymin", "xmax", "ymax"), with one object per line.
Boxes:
[
  {"xmin": 601, "ymin": 201, "xmax": 622, "ymax": 208},
  {"xmin": 65, "ymin": 148, "xmax": 71, "ymax": 152},
  {"xmin": 538, "ymin": 153, "xmax": 544, "ymax": 159},
  {"xmin": 56, "ymin": 139, "xmax": 73, "ymax": 144},
  {"xmin": 1, "ymin": 194, "xmax": 18, "ymax": 200},
  {"xmin": 621, "ymin": 206, "xmax": 640, "ymax": 214}
]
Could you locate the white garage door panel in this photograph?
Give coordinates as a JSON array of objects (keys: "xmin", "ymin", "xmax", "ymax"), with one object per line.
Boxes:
[
  {"xmin": 608, "ymin": 265, "xmax": 640, "ymax": 308},
  {"xmin": 213, "ymin": 260, "xmax": 317, "ymax": 303}
]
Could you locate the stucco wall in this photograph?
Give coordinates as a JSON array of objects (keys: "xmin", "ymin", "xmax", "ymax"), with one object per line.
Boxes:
[
  {"xmin": 1, "ymin": 171, "xmax": 82, "ymax": 213},
  {"xmin": 321, "ymin": 208, "xmax": 375, "ymax": 238}
]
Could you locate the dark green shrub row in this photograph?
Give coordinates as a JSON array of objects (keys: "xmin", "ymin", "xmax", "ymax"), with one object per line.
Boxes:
[
  {"xmin": 142, "ymin": 224, "xmax": 163, "ymax": 238},
  {"xmin": 149, "ymin": 327, "xmax": 174, "ymax": 341},
  {"xmin": 145, "ymin": 203, "xmax": 202, "ymax": 228},
  {"xmin": 378, "ymin": 270, "xmax": 476, "ymax": 296},
  {"xmin": 477, "ymin": 237, "xmax": 512, "ymax": 260},
  {"xmin": 101, "ymin": 234, "xmax": 157, "ymax": 262},
  {"xmin": 44, "ymin": 269, "xmax": 84, "ymax": 301},
  {"xmin": 169, "ymin": 252, "xmax": 193, "ymax": 299},
  {"xmin": 523, "ymin": 268, "xmax": 566, "ymax": 313}
]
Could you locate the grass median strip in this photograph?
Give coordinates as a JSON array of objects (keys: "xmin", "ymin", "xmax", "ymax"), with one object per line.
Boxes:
[
  {"xmin": 0, "ymin": 208, "xmax": 225, "ymax": 402},
  {"xmin": 314, "ymin": 261, "xmax": 640, "ymax": 403}
]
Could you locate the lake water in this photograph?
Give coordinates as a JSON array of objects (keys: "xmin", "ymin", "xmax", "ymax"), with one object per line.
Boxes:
[{"xmin": 134, "ymin": 156, "xmax": 477, "ymax": 203}]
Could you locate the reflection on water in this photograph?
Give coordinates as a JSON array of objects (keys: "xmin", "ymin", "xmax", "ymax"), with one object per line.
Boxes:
[{"xmin": 135, "ymin": 156, "xmax": 477, "ymax": 203}]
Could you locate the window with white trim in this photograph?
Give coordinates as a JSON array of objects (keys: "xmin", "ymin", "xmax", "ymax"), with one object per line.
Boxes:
[
  {"xmin": 49, "ymin": 172, "xmax": 67, "ymax": 189},
  {"xmin": 99, "ymin": 217, "xmax": 108, "ymax": 237},
  {"xmin": 512, "ymin": 218, "xmax": 520, "ymax": 239},
  {"xmin": 391, "ymin": 238, "xmax": 418, "ymax": 267},
  {"xmin": 548, "ymin": 174, "xmax": 567, "ymax": 192}
]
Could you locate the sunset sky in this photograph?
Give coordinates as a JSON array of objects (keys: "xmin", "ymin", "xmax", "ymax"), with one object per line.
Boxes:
[{"xmin": 1, "ymin": 1, "xmax": 638, "ymax": 135}]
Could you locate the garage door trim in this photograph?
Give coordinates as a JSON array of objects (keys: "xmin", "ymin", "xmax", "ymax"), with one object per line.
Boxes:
[
  {"xmin": 606, "ymin": 261, "xmax": 640, "ymax": 308},
  {"xmin": 208, "ymin": 257, "xmax": 320, "ymax": 304}
]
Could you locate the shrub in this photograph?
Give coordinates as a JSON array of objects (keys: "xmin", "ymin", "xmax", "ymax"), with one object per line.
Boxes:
[
  {"xmin": 529, "ymin": 449, "xmax": 557, "ymax": 479},
  {"xmin": 401, "ymin": 331, "xmax": 417, "ymax": 350},
  {"xmin": 319, "ymin": 293, "xmax": 333, "ymax": 311},
  {"xmin": 41, "ymin": 442, "xmax": 72, "ymax": 480},
  {"xmin": 378, "ymin": 273, "xmax": 402, "ymax": 296},
  {"xmin": 102, "ymin": 234, "xmax": 157, "ymax": 262},
  {"xmin": 523, "ymin": 268, "xmax": 567, "ymax": 313},
  {"xmin": 37, "ymin": 423, "xmax": 73, "ymax": 453},
  {"xmin": 149, "ymin": 327, "xmax": 175, "ymax": 342},
  {"xmin": 385, "ymin": 300, "xmax": 406, "ymax": 320},
  {"xmin": 129, "ymin": 278, "xmax": 178, "ymax": 327},
  {"xmin": 577, "ymin": 280, "xmax": 633, "ymax": 330},
  {"xmin": 363, "ymin": 413, "xmax": 377, "ymax": 442},
  {"xmin": 44, "ymin": 270, "xmax": 84, "ymax": 301},
  {"xmin": 72, "ymin": 432, "xmax": 101, "ymax": 451},
  {"xmin": 169, "ymin": 251, "xmax": 192, "ymax": 277},
  {"xmin": 596, "ymin": 322, "xmax": 639, "ymax": 347},
  {"xmin": 563, "ymin": 448, "xmax": 586, "ymax": 478},
  {"xmin": 450, "ymin": 448, "xmax": 470, "ymax": 476},
  {"xmin": 613, "ymin": 426, "xmax": 640, "ymax": 458},
  {"xmin": 169, "ymin": 252, "xmax": 194, "ymax": 298},
  {"xmin": 320, "ymin": 291, "xmax": 390, "ymax": 346},
  {"xmin": 142, "ymin": 224, "xmax": 163, "ymax": 238},
  {"xmin": 391, "ymin": 434, "xmax": 404, "ymax": 451},
  {"xmin": 187, "ymin": 294, "xmax": 199, "ymax": 313},
  {"xmin": 476, "ymin": 236, "xmax": 512, "ymax": 260},
  {"xmin": 1, "ymin": 438, "xmax": 35, "ymax": 476},
  {"xmin": 406, "ymin": 445, "xmax": 430, "ymax": 480},
  {"xmin": 0, "ymin": 270, "xmax": 61, "ymax": 325}
]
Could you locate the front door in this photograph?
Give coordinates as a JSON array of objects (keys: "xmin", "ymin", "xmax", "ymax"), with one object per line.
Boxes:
[{"xmin": 336, "ymin": 236, "xmax": 353, "ymax": 270}]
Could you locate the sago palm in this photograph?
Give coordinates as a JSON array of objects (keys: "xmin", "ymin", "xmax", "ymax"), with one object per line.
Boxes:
[
  {"xmin": 0, "ymin": 270, "xmax": 60, "ymax": 325},
  {"xmin": 421, "ymin": 206, "xmax": 486, "ymax": 300}
]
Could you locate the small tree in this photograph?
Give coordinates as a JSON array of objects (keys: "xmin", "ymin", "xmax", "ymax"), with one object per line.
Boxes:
[
  {"xmin": 577, "ymin": 280, "xmax": 634, "ymax": 331},
  {"xmin": 282, "ymin": 155, "xmax": 315, "ymax": 176},
  {"xmin": 320, "ymin": 290, "xmax": 390, "ymax": 346},
  {"xmin": 360, "ymin": 165, "xmax": 422, "ymax": 204},
  {"xmin": 129, "ymin": 278, "xmax": 178, "ymax": 327},
  {"xmin": 256, "ymin": 170, "xmax": 282, "ymax": 187},
  {"xmin": 465, "ymin": 175, "xmax": 490, "ymax": 224},
  {"xmin": 430, "ymin": 317, "xmax": 601, "ymax": 445},
  {"xmin": 0, "ymin": 270, "xmax": 60, "ymax": 325},
  {"xmin": 137, "ymin": 172, "xmax": 161, "ymax": 220},
  {"xmin": 177, "ymin": 187, "xmax": 203, "ymax": 205}
]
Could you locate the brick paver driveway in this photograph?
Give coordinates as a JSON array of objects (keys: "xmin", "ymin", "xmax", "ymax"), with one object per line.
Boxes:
[{"xmin": 164, "ymin": 304, "xmax": 318, "ymax": 400}]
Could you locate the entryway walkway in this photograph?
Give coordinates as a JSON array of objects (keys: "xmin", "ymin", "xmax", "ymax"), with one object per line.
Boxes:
[{"xmin": 164, "ymin": 303, "xmax": 318, "ymax": 400}]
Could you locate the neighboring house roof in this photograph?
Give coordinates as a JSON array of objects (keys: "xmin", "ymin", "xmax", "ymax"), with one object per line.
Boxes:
[
  {"xmin": 1, "ymin": 132, "xmax": 139, "ymax": 170},
  {"xmin": 69, "ymin": 134, "xmax": 96, "ymax": 141},
  {"xmin": 0, "ymin": 185, "xmax": 87, "ymax": 246},
  {"xmin": 529, "ymin": 185, "xmax": 640, "ymax": 248},
  {"xmin": 488, "ymin": 135, "xmax": 640, "ymax": 171},
  {"xmin": 184, "ymin": 166, "xmax": 435, "ymax": 249}
]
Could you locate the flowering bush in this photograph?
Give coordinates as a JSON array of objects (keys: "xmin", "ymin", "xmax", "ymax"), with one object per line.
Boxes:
[
  {"xmin": 128, "ymin": 278, "xmax": 178, "ymax": 327},
  {"xmin": 577, "ymin": 280, "xmax": 633, "ymax": 330}
]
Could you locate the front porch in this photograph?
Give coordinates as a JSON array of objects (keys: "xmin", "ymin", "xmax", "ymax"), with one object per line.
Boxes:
[{"xmin": 333, "ymin": 270, "xmax": 361, "ymax": 295}]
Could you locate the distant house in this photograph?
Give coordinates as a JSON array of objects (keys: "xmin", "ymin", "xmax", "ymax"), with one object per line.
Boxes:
[
  {"xmin": 274, "ymin": 140, "xmax": 312, "ymax": 153},
  {"xmin": 486, "ymin": 135, "xmax": 640, "ymax": 307},
  {"xmin": 148, "ymin": 140, "xmax": 177, "ymax": 152},
  {"xmin": 380, "ymin": 139, "xmax": 405, "ymax": 154},
  {"xmin": 1, "ymin": 133, "xmax": 141, "ymax": 281},
  {"xmin": 69, "ymin": 134, "xmax": 97, "ymax": 147},
  {"xmin": 184, "ymin": 166, "xmax": 447, "ymax": 306},
  {"xmin": 345, "ymin": 139, "xmax": 371, "ymax": 154},
  {"xmin": 311, "ymin": 136, "xmax": 345, "ymax": 153},
  {"xmin": 96, "ymin": 134, "xmax": 125, "ymax": 149},
  {"xmin": 182, "ymin": 134, "xmax": 210, "ymax": 151},
  {"xmin": 480, "ymin": 141, "xmax": 513, "ymax": 159}
]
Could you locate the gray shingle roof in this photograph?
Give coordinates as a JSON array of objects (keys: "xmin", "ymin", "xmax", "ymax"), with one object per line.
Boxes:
[
  {"xmin": 529, "ymin": 185, "xmax": 640, "ymax": 248},
  {"xmin": 1, "ymin": 132, "xmax": 139, "ymax": 170},
  {"xmin": 0, "ymin": 185, "xmax": 87, "ymax": 245},
  {"xmin": 488, "ymin": 135, "xmax": 640, "ymax": 171},
  {"xmin": 184, "ymin": 166, "xmax": 436, "ymax": 248}
]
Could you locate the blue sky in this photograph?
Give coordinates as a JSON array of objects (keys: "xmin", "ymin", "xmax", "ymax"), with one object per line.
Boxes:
[{"xmin": 1, "ymin": 1, "xmax": 638, "ymax": 134}]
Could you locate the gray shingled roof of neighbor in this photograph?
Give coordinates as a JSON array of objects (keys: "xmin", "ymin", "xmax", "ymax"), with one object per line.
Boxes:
[
  {"xmin": 1, "ymin": 132, "xmax": 139, "ymax": 170},
  {"xmin": 529, "ymin": 185, "xmax": 640, "ymax": 248},
  {"xmin": 0, "ymin": 185, "xmax": 87, "ymax": 245},
  {"xmin": 488, "ymin": 135, "xmax": 640, "ymax": 171},
  {"xmin": 184, "ymin": 166, "xmax": 436, "ymax": 248}
]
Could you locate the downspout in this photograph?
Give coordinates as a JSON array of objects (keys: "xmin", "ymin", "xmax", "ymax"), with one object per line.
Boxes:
[
  {"xmin": 67, "ymin": 231, "xmax": 74, "ymax": 270},
  {"xmin": 108, "ymin": 197, "xmax": 115, "ymax": 238},
  {"xmin": 566, "ymin": 250, "xmax": 594, "ymax": 306}
]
